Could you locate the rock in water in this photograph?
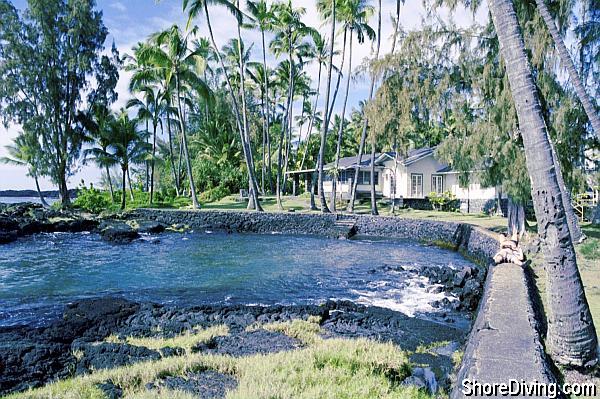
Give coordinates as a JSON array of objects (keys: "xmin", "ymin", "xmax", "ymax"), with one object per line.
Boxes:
[{"xmin": 99, "ymin": 221, "xmax": 140, "ymax": 243}]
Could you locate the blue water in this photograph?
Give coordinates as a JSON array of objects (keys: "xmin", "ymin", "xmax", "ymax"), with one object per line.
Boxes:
[
  {"xmin": 0, "ymin": 196, "xmax": 59, "ymax": 205},
  {"xmin": 0, "ymin": 231, "xmax": 477, "ymax": 327}
]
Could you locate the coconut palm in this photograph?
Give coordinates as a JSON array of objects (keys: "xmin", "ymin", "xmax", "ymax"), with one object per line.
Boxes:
[
  {"xmin": 184, "ymin": 0, "xmax": 263, "ymax": 211},
  {"xmin": 331, "ymin": 0, "xmax": 375, "ymax": 211},
  {"xmin": 316, "ymin": 0, "xmax": 338, "ymax": 213},
  {"xmin": 488, "ymin": 0, "xmax": 597, "ymax": 366},
  {"xmin": 79, "ymin": 104, "xmax": 118, "ymax": 203},
  {"xmin": 127, "ymin": 86, "xmax": 166, "ymax": 205},
  {"xmin": 270, "ymin": 1, "xmax": 316, "ymax": 209},
  {"xmin": 109, "ymin": 111, "xmax": 151, "ymax": 210},
  {"xmin": 348, "ymin": 0, "xmax": 381, "ymax": 214},
  {"xmin": 248, "ymin": 0, "xmax": 275, "ymax": 194},
  {"xmin": 1, "ymin": 130, "xmax": 49, "ymax": 207},
  {"xmin": 140, "ymin": 25, "xmax": 211, "ymax": 209}
]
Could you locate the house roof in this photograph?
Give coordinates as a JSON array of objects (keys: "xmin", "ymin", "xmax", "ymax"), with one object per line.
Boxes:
[{"xmin": 286, "ymin": 147, "xmax": 445, "ymax": 175}]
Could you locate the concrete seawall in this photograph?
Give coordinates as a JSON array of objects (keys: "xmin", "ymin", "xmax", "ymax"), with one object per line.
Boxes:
[{"xmin": 128, "ymin": 209, "xmax": 557, "ymax": 393}]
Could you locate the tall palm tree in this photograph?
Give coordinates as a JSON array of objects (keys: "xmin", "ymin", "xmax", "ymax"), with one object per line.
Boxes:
[
  {"xmin": 488, "ymin": 0, "xmax": 598, "ymax": 366},
  {"xmin": 348, "ymin": 0, "xmax": 381, "ymax": 214},
  {"xmin": 316, "ymin": 0, "xmax": 338, "ymax": 213},
  {"xmin": 1, "ymin": 130, "xmax": 49, "ymax": 207},
  {"xmin": 141, "ymin": 25, "xmax": 211, "ymax": 208},
  {"xmin": 79, "ymin": 104, "xmax": 118, "ymax": 203},
  {"xmin": 127, "ymin": 86, "xmax": 165, "ymax": 205},
  {"xmin": 110, "ymin": 111, "xmax": 151, "ymax": 210},
  {"xmin": 331, "ymin": 0, "xmax": 375, "ymax": 211},
  {"xmin": 184, "ymin": 0, "xmax": 263, "ymax": 211},
  {"xmin": 270, "ymin": 1, "xmax": 315, "ymax": 209},
  {"xmin": 248, "ymin": 0, "xmax": 275, "ymax": 194}
]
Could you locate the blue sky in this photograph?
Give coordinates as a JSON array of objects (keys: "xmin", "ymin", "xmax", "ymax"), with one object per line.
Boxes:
[{"xmin": 0, "ymin": 0, "xmax": 487, "ymax": 190}]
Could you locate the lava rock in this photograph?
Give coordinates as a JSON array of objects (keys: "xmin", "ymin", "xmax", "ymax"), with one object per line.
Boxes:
[
  {"xmin": 193, "ymin": 329, "xmax": 302, "ymax": 357},
  {"xmin": 99, "ymin": 221, "xmax": 140, "ymax": 243},
  {"xmin": 97, "ymin": 380, "xmax": 124, "ymax": 399},
  {"xmin": 136, "ymin": 220, "xmax": 166, "ymax": 234},
  {"xmin": 0, "ymin": 230, "xmax": 18, "ymax": 244},
  {"xmin": 157, "ymin": 370, "xmax": 238, "ymax": 399},
  {"xmin": 72, "ymin": 342, "xmax": 161, "ymax": 374},
  {"xmin": 160, "ymin": 346, "xmax": 185, "ymax": 357}
]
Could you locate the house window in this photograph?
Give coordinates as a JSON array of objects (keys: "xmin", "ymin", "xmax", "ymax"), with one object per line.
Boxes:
[
  {"xmin": 411, "ymin": 174, "xmax": 423, "ymax": 197},
  {"xmin": 358, "ymin": 171, "xmax": 377, "ymax": 185},
  {"xmin": 431, "ymin": 175, "xmax": 444, "ymax": 194},
  {"xmin": 389, "ymin": 173, "xmax": 396, "ymax": 196}
]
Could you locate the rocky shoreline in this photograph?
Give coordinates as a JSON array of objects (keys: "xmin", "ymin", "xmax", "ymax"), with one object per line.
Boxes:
[{"xmin": 0, "ymin": 298, "xmax": 469, "ymax": 397}]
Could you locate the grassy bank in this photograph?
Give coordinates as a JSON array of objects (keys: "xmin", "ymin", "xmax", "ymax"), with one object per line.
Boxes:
[{"xmin": 8, "ymin": 318, "xmax": 433, "ymax": 399}]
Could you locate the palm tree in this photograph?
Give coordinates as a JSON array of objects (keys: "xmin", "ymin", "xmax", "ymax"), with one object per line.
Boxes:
[
  {"xmin": 141, "ymin": 25, "xmax": 211, "ymax": 209},
  {"xmin": 270, "ymin": 1, "xmax": 315, "ymax": 209},
  {"xmin": 331, "ymin": 0, "xmax": 375, "ymax": 211},
  {"xmin": 489, "ymin": 0, "xmax": 598, "ymax": 366},
  {"xmin": 109, "ymin": 111, "xmax": 151, "ymax": 210},
  {"xmin": 248, "ymin": 0, "xmax": 275, "ymax": 194},
  {"xmin": 316, "ymin": 0, "xmax": 337, "ymax": 213},
  {"xmin": 127, "ymin": 86, "xmax": 165, "ymax": 205},
  {"xmin": 184, "ymin": 0, "xmax": 263, "ymax": 211},
  {"xmin": 1, "ymin": 130, "xmax": 49, "ymax": 207},
  {"xmin": 80, "ymin": 104, "xmax": 118, "ymax": 203},
  {"xmin": 348, "ymin": 0, "xmax": 381, "ymax": 214}
]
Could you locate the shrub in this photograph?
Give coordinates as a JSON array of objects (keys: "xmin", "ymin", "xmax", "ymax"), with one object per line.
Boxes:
[
  {"xmin": 428, "ymin": 190, "xmax": 458, "ymax": 211},
  {"xmin": 198, "ymin": 185, "xmax": 230, "ymax": 203},
  {"xmin": 73, "ymin": 183, "xmax": 110, "ymax": 213}
]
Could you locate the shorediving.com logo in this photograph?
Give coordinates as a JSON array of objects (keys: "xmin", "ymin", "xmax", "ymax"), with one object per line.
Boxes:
[{"xmin": 462, "ymin": 379, "xmax": 597, "ymax": 397}]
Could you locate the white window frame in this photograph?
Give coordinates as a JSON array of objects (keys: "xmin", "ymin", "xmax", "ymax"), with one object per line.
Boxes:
[
  {"xmin": 411, "ymin": 173, "xmax": 423, "ymax": 198},
  {"xmin": 431, "ymin": 174, "xmax": 444, "ymax": 194}
]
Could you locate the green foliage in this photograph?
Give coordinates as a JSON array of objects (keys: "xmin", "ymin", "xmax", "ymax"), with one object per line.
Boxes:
[
  {"xmin": 198, "ymin": 185, "xmax": 230, "ymax": 203},
  {"xmin": 73, "ymin": 183, "xmax": 110, "ymax": 214},
  {"xmin": 428, "ymin": 191, "xmax": 458, "ymax": 212}
]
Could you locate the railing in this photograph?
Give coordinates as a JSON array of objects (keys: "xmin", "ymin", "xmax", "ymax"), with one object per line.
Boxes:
[{"xmin": 572, "ymin": 191, "xmax": 599, "ymax": 222}]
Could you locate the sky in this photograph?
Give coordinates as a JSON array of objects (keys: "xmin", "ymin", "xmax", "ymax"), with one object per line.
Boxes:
[{"xmin": 0, "ymin": 0, "xmax": 488, "ymax": 191}]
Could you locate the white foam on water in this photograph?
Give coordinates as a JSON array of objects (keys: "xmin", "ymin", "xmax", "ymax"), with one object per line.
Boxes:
[{"xmin": 351, "ymin": 275, "xmax": 453, "ymax": 317}]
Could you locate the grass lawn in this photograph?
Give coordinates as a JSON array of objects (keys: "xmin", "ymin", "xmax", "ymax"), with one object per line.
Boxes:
[{"xmin": 8, "ymin": 318, "xmax": 432, "ymax": 399}]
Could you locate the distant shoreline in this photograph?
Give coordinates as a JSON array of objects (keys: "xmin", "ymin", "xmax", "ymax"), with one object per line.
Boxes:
[{"xmin": 0, "ymin": 189, "xmax": 77, "ymax": 199}]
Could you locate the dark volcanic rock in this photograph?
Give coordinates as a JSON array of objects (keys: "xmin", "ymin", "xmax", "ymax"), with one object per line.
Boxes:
[
  {"xmin": 99, "ymin": 221, "xmax": 140, "ymax": 243},
  {"xmin": 97, "ymin": 380, "xmax": 124, "ymax": 399},
  {"xmin": 158, "ymin": 371, "xmax": 238, "ymax": 399},
  {"xmin": 72, "ymin": 342, "xmax": 160, "ymax": 374},
  {"xmin": 194, "ymin": 329, "xmax": 302, "ymax": 357},
  {"xmin": 0, "ymin": 230, "xmax": 18, "ymax": 244},
  {"xmin": 136, "ymin": 220, "xmax": 166, "ymax": 234}
]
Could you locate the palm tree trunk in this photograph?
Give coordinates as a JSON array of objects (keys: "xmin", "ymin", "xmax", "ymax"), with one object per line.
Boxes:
[
  {"xmin": 105, "ymin": 165, "xmax": 115, "ymax": 203},
  {"xmin": 33, "ymin": 174, "xmax": 50, "ymax": 208},
  {"xmin": 534, "ymin": 0, "xmax": 600, "ymax": 138},
  {"xmin": 145, "ymin": 119, "xmax": 150, "ymax": 193},
  {"xmin": 369, "ymin": 0, "xmax": 382, "ymax": 216},
  {"xmin": 166, "ymin": 110, "xmax": 180, "ymax": 196},
  {"xmin": 150, "ymin": 119, "xmax": 157, "ymax": 205},
  {"xmin": 175, "ymin": 73, "xmax": 200, "ymax": 209},
  {"xmin": 348, "ymin": 0, "xmax": 382, "ymax": 214},
  {"xmin": 327, "ymin": 28, "xmax": 347, "ymax": 124},
  {"xmin": 262, "ymin": 28, "xmax": 271, "ymax": 195},
  {"xmin": 127, "ymin": 168, "xmax": 135, "ymax": 201},
  {"xmin": 121, "ymin": 166, "xmax": 127, "ymax": 210},
  {"xmin": 317, "ymin": 0, "xmax": 336, "ymax": 214},
  {"xmin": 332, "ymin": 34, "xmax": 354, "ymax": 213},
  {"xmin": 488, "ymin": 0, "xmax": 598, "ymax": 367},
  {"xmin": 205, "ymin": 1, "xmax": 261, "ymax": 211},
  {"xmin": 299, "ymin": 62, "xmax": 322, "ymax": 171}
]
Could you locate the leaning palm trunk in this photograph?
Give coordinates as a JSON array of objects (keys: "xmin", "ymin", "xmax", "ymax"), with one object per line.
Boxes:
[
  {"xmin": 235, "ymin": 5, "xmax": 264, "ymax": 212},
  {"xmin": 105, "ymin": 165, "xmax": 115, "ymax": 203},
  {"xmin": 204, "ymin": 2, "xmax": 261, "ymax": 211},
  {"xmin": 535, "ymin": 0, "xmax": 600, "ymax": 138},
  {"xmin": 127, "ymin": 168, "xmax": 135, "ymax": 201},
  {"xmin": 150, "ymin": 120, "xmax": 158, "ymax": 205},
  {"xmin": 121, "ymin": 166, "xmax": 127, "ymax": 210},
  {"xmin": 489, "ymin": 0, "xmax": 598, "ymax": 367},
  {"xmin": 166, "ymin": 111, "xmax": 180, "ymax": 196},
  {"xmin": 261, "ymin": 27, "xmax": 271, "ymax": 194},
  {"xmin": 331, "ymin": 34, "xmax": 354, "ymax": 212},
  {"xmin": 175, "ymin": 74, "xmax": 200, "ymax": 209},
  {"xmin": 317, "ymin": 0, "xmax": 336, "ymax": 214},
  {"xmin": 327, "ymin": 29, "xmax": 347, "ymax": 124},
  {"xmin": 369, "ymin": 0, "xmax": 382, "ymax": 215},
  {"xmin": 299, "ymin": 62, "xmax": 323, "ymax": 171},
  {"xmin": 33, "ymin": 174, "xmax": 50, "ymax": 208}
]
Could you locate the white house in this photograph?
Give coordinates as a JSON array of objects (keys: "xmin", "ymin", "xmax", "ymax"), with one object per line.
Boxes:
[{"xmin": 288, "ymin": 147, "xmax": 503, "ymax": 213}]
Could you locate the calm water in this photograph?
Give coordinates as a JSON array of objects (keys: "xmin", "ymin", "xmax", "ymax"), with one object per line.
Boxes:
[{"xmin": 0, "ymin": 232, "xmax": 476, "ymax": 327}]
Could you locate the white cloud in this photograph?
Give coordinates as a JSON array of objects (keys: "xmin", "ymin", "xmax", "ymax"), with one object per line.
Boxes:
[{"xmin": 109, "ymin": 1, "xmax": 126, "ymax": 13}]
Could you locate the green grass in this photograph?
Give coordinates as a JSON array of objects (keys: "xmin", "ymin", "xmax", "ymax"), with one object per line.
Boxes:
[{"xmin": 9, "ymin": 320, "xmax": 431, "ymax": 399}]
